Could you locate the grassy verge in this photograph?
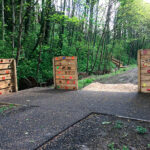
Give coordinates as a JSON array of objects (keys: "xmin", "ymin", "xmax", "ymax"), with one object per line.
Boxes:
[
  {"xmin": 78, "ymin": 64, "xmax": 137, "ymax": 89},
  {"xmin": 0, "ymin": 104, "xmax": 16, "ymax": 114}
]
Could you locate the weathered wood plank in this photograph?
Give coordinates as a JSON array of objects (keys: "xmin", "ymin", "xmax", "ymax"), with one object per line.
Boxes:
[
  {"xmin": 141, "ymin": 69, "xmax": 150, "ymax": 74},
  {"xmin": 55, "ymin": 65, "xmax": 76, "ymax": 70},
  {"xmin": 0, "ymin": 80, "xmax": 13, "ymax": 89},
  {"xmin": 56, "ymin": 80, "xmax": 77, "ymax": 85},
  {"xmin": 56, "ymin": 84, "xmax": 78, "ymax": 90},
  {"xmin": 53, "ymin": 58, "xmax": 56, "ymax": 89},
  {"xmin": 141, "ymin": 81, "xmax": 150, "ymax": 88},
  {"xmin": 0, "ymin": 74, "xmax": 12, "ymax": 81},
  {"xmin": 141, "ymin": 50, "xmax": 150, "ymax": 55},
  {"xmin": 0, "ymin": 87, "xmax": 15, "ymax": 95},
  {"xmin": 13, "ymin": 59, "xmax": 18, "ymax": 92},
  {"xmin": 141, "ymin": 87, "xmax": 150, "ymax": 93},
  {"xmin": 0, "ymin": 64, "xmax": 12, "ymax": 69},
  {"xmin": 55, "ymin": 75, "xmax": 77, "ymax": 80},
  {"xmin": 138, "ymin": 50, "xmax": 141, "ymax": 92},
  {"xmin": 56, "ymin": 70, "xmax": 76, "ymax": 75},
  {"xmin": 0, "ymin": 69, "xmax": 12, "ymax": 75},
  {"xmin": 0, "ymin": 59, "xmax": 13, "ymax": 64},
  {"xmin": 54, "ymin": 56, "xmax": 77, "ymax": 61},
  {"xmin": 53, "ymin": 56, "xmax": 78, "ymax": 90},
  {"xmin": 141, "ymin": 55, "xmax": 150, "ymax": 59},
  {"xmin": 55, "ymin": 60, "xmax": 76, "ymax": 66},
  {"xmin": 141, "ymin": 75, "xmax": 150, "ymax": 81}
]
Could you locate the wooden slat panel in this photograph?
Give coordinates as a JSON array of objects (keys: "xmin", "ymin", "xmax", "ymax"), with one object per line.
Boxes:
[
  {"xmin": 0, "ymin": 59, "xmax": 13, "ymax": 64},
  {"xmin": 141, "ymin": 81, "xmax": 150, "ymax": 88},
  {"xmin": 0, "ymin": 87, "xmax": 14, "ymax": 95},
  {"xmin": 53, "ymin": 58, "xmax": 56, "ymax": 89},
  {"xmin": 141, "ymin": 55, "xmax": 150, "ymax": 59},
  {"xmin": 55, "ymin": 60, "xmax": 76, "ymax": 66},
  {"xmin": 0, "ymin": 59, "xmax": 18, "ymax": 95},
  {"xmin": 13, "ymin": 59, "xmax": 18, "ymax": 92},
  {"xmin": 141, "ymin": 62, "xmax": 150, "ymax": 68},
  {"xmin": 0, "ymin": 80, "xmax": 13, "ymax": 89},
  {"xmin": 55, "ymin": 75, "xmax": 77, "ymax": 80},
  {"xmin": 0, "ymin": 64, "xmax": 12, "ymax": 69},
  {"xmin": 53, "ymin": 56, "xmax": 78, "ymax": 90},
  {"xmin": 56, "ymin": 70, "xmax": 76, "ymax": 75},
  {"xmin": 56, "ymin": 84, "xmax": 78, "ymax": 90},
  {"xmin": 138, "ymin": 50, "xmax": 141, "ymax": 92},
  {"xmin": 141, "ymin": 50, "xmax": 150, "ymax": 55},
  {"xmin": 0, "ymin": 69, "xmax": 12, "ymax": 75},
  {"xmin": 56, "ymin": 80, "xmax": 77, "ymax": 85},
  {"xmin": 141, "ymin": 75, "xmax": 150, "ymax": 81},
  {"xmin": 141, "ymin": 69, "xmax": 150, "ymax": 74},
  {"xmin": 0, "ymin": 74, "xmax": 12, "ymax": 81},
  {"xmin": 55, "ymin": 56, "xmax": 77, "ymax": 61},
  {"xmin": 55, "ymin": 65, "xmax": 76, "ymax": 70},
  {"xmin": 141, "ymin": 87, "xmax": 150, "ymax": 93}
]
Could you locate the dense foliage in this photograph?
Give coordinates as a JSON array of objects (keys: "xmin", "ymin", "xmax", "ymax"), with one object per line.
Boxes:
[{"xmin": 0, "ymin": 0, "xmax": 150, "ymax": 84}]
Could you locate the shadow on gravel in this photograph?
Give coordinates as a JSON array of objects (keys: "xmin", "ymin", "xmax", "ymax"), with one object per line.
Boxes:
[{"xmin": 33, "ymin": 88, "xmax": 75, "ymax": 94}]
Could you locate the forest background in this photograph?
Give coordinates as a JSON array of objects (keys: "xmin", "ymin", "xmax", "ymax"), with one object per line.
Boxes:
[{"xmin": 0, "ymin": 0, "xmax": 150, "ymax": 87}]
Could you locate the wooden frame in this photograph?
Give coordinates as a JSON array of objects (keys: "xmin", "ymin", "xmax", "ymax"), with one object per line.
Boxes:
[
  {"xmin": 138, "ymin": 49, "xmax": 150, "ymax": 93},
  {"xmin": 0, "ymin": 59, "xmax": 18, "ymax": 95},
  {"xmin": 53, "ymin": 56, "xmax": 78, "ymax": 90}
]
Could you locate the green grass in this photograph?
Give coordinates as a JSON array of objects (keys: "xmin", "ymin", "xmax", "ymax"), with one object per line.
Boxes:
[
  {"xmin": 114, "ymin": 120, "xmax": 124, "ymax": 129},
  {"xmin": 0, "ymin": 104, "xmax": 16, "ymax": 114},
  {"xmin": 78, "ymin": 64, "xmax": 137, "ymax": 89},
  {"xmin": 136, "ymin": 126, "xmax": 147, "ymax": 134}
]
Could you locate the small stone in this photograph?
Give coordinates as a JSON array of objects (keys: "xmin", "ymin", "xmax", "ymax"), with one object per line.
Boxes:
[{"xmin": 25, "ymin": 132, "xmax": 29, "ymax": 135}]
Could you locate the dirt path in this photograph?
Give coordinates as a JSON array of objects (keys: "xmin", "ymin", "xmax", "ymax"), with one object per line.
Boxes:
[{"xmin": 82, "ymin": 68, "xmax": 138, "ymax": 92}]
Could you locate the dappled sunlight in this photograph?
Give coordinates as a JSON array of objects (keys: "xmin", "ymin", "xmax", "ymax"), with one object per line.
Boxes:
[{"xmin": 82, "ymin": 82, "xmax": 138, "ymax": 93}]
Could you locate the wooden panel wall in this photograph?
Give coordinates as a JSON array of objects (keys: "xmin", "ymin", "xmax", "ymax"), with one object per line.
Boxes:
[
  {"xmin": 138, "ymin": 50, "xmax": 150, "ymax": 93},
  {"xmin": 53, "ymin": 56, "xmax": 78, "ymax": 90},
  {"xmin": 0, "ymin": 59, "xmax": 18, "ymax": 95}
]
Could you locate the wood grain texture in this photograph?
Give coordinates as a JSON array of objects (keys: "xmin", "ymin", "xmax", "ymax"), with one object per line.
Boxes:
[
  {"xmin": 53, "ymin": 56, "xmax": 78, "ymax": 90},
  {"xmin": 13, "ymin": 59, "xmax": 18, "ymax": 92},
  {"xmin": 0, "ymin": 80, "xmax": 13, "ymax": 89},
  {"xmin": 0, "ymin": 59, "xmax": 18, "ymax": 95},
  {"xmin": 0, "ymin": 64, "xmax": 12, "ymax": 69},
  {"xmin": 138, "ymin": 50, "xmax": 141, "ymax": 92},
  {"xmin": 0, "ymin": 59, "xmax": 13, "ymax": 64},
  {"xmin": 0, "ymin": 69, "xmax": 12, "ymax": 75},
  {"xmin": 138, "ymin": 49, "xmax": 150, "ymax": 93}
]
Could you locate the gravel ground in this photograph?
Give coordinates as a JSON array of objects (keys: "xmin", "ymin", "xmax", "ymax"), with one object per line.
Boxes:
[
  {"xmin": 97, "ymin": 68, "xmax": 138, "ymax": 85},
  {"xmin": 37, "ymin": 113, "xmax": 150, "ymax": 150},
  {"xmin": 0, "ymin": 67, "xmax": 150, "ymax": 150},
  {"xmin": 82, "ymin": 83, "xmax": 138, "ymax": 92},
  {"xmin": 82, "ymin": 68, "xmax": 138, "ymax": 92}
]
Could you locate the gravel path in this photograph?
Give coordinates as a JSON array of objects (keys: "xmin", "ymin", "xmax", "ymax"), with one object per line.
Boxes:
[
  {"xmin": 83, "ymin": 68, "xmax": 138, "ymax": 92},
  {"xmin": 0, "ymin": 68, "xmax": 150, "ymax": 150},
  {"xmin": 97, "ymin": 68, "xmax": 138, "ymax": 85}
]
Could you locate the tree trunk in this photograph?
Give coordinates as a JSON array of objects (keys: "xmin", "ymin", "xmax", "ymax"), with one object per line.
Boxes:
[
  {"xmin": 16, "ymin": 0, "xmax": 23, "ymax": 65},
  {"xmin": 2, "ymin": 0, "xmax": 5, "ymax": 41},
  {"xmin": 12, "ymin": 0, "xmax": 15, "ymax": 54}
]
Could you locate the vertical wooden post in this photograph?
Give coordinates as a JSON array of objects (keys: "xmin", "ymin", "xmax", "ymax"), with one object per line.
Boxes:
[
  {"xmin": 75, "ymin": 57, "xmax": 78, "ymax": 90},
  {"xmin": 138, "ymin": 50, "xmax": 141, "ymax": 93},
  {"xmin": 13, "ymin": 59, "xmax": 18, "ymax": 92},
  {"xmin": 53, "ymin": 58, "xmax": 56, "ymax": 89}
]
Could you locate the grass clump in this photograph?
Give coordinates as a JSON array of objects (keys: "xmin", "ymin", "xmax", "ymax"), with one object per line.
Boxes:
[
  {"xmin": 114, "ymin": 120, "xmax": 124, "ymax": 129},
  {"xmin": 0, "ymin": 104, "xmax": 15, "ymax": 113},
  {"xmin": 108, "ymin": 142, "xmax": 115, "ymax": 150},
  {"xmin": 122, "ymin": 145, "xmax": 129, "ymax": 150},
  {"xmin": 136, "ymin": 126, "xmax": 147, "ymax": 134},
  {"xmin": 78, "ymin": 78, "xmax": 96, "ymax": 89}
]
